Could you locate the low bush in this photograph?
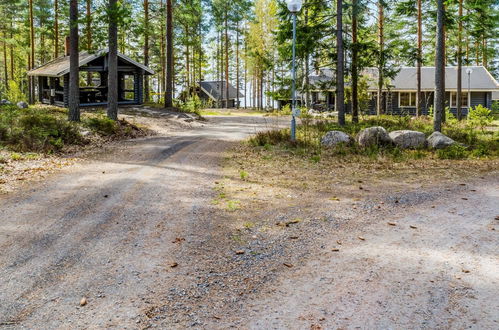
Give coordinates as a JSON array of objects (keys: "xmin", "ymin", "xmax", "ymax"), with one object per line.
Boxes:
[
  {"xmin": 0, "ymin": 105, "xmax": 82, "ymax": 152},
  {"xmin": 250, "ymin": 114, "xmax": 498, "ymax": 161},
  {"xmin": 436, "ymin": 144, "xmax": 468, "ymax": 160},
  {"xmin": 84, "ymin": 115, "xmax": 118, "ymax": 135}
]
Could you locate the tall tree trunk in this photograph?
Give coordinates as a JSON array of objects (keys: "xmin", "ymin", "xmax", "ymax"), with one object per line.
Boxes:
[
  {"xmin": 3, "ymin": 31, "xmax": 8, "ymax": 90},
  {"xmin": 244, "ymin": 31, "xmax": 247, "ymax": 109},
  {"xmin": 304, "ymin": 3, "xmax": 310, "ymax": 108},
  {"xmin": 336, "ymin": 0, "xmax": 345, "ymax": 125},
  {"xmin": 434, "ymin": 0, "xmax": 445, "ymax": 132},
  {"xmin": 376, "ymin": 0, "xmax": 384, "ymax": 116},
  {"xmin": 107, "ymin": 0, "xmax": 119, "ymax": 120},
  {"xmin": 159, "ymin": 0, "xmax": 165, "ymax": 96},
  {"xmin": 86, "ymin": 0, "xmax": 92, "ymax": 85},
  {"xmin": 185, "ymin": 26, "xmax": 190, "ymax": 90},
  {"xmin": 236, "ymin": 22, "xmax": 240, "ymax": 109},
  {"xmin": 29, "ymin": 0, "xmax": 35, "ymax": 104},
  {"xmin": 456, "ymin": 0, "xmax": 463, "ymax": 120},
  {"xmin": 416, "ymin": 0, "xmax": 422, "ymax": 116},
  {"xmin": 10, "ymin": 21, "xmax": 14, "ymax": 80},
  {"xmin": 351, "ymin": 0, "xmax": 358, "ymax": 123},
  {"xmin": 54, "ymin": 0, "xmax": 59, "ymax": 58},
  {"xmin": 143, "ymin": 0, "xmax": 149, "ymax": 102},
  {"xmin": 482, "ymin": 35, "xmax": 487, "ymax": 67},
  {"xmin": 224, "ymin": 10, "xmax": 229, "ymax": 109},
  {"xmin": 165, "ymin": 0, "xmax": 174, "ymax": 108},
  {"xmin": 68, "ymin": 0, "xmax": 80, "ymax": 121}
]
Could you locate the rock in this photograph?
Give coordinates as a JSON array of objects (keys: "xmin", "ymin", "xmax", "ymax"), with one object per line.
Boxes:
[
  {"xmin": 1, "ymin": 99, "xmax": 11, "ymax": 105},
  {"xmin": 321, "ymin": 131, "xmax": 353, "ymax": 147},
  {"xmin": 16, "ymin": 101, "xmax": 28, "ymax": 109},
  {"xmin": 357, "ymin": 126, "xmax": 392, "ymax": 147},
  {"xmin": 80, "ymin": 130, "xmax": 92, "ymax": 137},
  {"xmin": 79, "ymin": 297, "xmax": 87, "ymax": 306},
  {"xmin": 427, "ymin": 131, "xmax": 456, "ymax": 149},
  {"xmin": 388, "ymin": 130, "xmax": 427, "ymax": 149}
]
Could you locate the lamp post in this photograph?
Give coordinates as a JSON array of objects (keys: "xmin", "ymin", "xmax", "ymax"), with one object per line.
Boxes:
[
  {"xmin": 466, "ymin": 68, "xmax": 473, "ymax": 117},
  {"xmin": 287, "ymin": 0, "xmax": 302, "ymax": 142}
]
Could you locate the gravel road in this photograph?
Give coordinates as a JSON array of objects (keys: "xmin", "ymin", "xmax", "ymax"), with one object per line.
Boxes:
[
  {"xmin": 0, "ymin": 114, "xmax": 497, "ymax": 329},
  {"xmin": 0, "ymin": 115, "xmax": 284, "ymax": 328}
]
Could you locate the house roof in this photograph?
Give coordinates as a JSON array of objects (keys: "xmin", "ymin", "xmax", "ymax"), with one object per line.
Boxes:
[
  {"xmin": 309, "ymin": 66, "xmax": 499, "ymax": 92},
  {"xmin": 199, "ymin": 81, "xmax": 244, "ymax": 101},
  {"xmin": 27, "ymin": 49, "xmax": 154, "ymax": 77}
]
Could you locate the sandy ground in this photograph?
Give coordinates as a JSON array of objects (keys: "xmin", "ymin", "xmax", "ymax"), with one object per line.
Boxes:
[{"xmin": 0, "ymin": 114, "xmax": 497, "ymax": 329}]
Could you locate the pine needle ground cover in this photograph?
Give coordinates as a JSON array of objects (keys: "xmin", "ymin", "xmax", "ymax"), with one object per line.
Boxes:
[
  {"xmin": 218, "ymin": 116, "xmax": 498, "ymax": 243},
  {"xmin": 0, "ymin": 104, "xmax": 150, "ymax": 193}
]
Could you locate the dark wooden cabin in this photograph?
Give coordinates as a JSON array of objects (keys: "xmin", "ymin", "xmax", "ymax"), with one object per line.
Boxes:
[{"xmin": 27, "ymin": 49, "xmax": 154, "ymax": 107}]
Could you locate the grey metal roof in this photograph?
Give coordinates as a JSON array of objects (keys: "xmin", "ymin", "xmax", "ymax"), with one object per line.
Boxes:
[
  {"xmin": 28, "ymin": 49, "xmax": 154, "ymax": 77},
  {"xmin": 199, "ymin": 81, "xmax": 244, "ymax": 100},
  {"xmin": 309, "ymin": 66, "xmax": 499, "ymax": 91},
  {"xmin": 390, "ymin": 66, "xmax": 499, "ymax": 91}
]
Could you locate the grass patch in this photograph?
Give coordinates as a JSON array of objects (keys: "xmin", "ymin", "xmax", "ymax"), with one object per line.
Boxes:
[
  {"xmin": 249, "ymin": 115, "xmax": 498, "ymax": 161},
  {"xmin": 0, "ymin": 104, "xmax": 83, "ymax": 152},
  {"xmin": 0, "ymin": 104, "xmax": 150, "ymax": 153}
]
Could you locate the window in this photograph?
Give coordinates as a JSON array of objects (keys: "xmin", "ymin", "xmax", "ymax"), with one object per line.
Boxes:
[
  {"xmin": 399, "ymin": 92, "xmax": 417, "ymax": 107},
  {"xmin": 450, "ymin": 92, "xmax": 468, "ymax": 107}
]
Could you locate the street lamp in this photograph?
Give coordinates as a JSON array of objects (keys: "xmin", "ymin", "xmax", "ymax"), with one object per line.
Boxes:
[
  {"xmin": 287, "ymin": 0, "xmax": 302, "ymax": 142},
  {"xmin": 466, "ymin": 68, "xmax": 473, "ymax": 117}
]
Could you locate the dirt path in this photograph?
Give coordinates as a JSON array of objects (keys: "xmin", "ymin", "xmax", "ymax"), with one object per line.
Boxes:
[
  {"xmin": 239, "ymin": 179, "xmax": 499, "ymax": 329},
  {"xmin": 0, "ymin": 115, "xmax": 285, "ymax": 328},
  {"xmin": 0, "ymin": 114, "xmax": 497, "ymax": 329}
]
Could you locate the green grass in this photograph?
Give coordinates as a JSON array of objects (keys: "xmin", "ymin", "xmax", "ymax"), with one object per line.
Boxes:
[
  {"xmin": 0, "ymin": 104, "xmax": 147, "ymax": 153},
  {"xmin": 249, "ymin": 115, "xmax": 499, "ymax": 161},
  {"xmin": 0, "ymin": 104, "xmax": 83, "ymax": 152}
]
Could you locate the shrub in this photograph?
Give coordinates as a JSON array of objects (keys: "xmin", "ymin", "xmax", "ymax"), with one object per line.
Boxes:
[
  {"xmin": 468, "ymin": 105, "xmax": 493, "ymax": 132},
  {"xmin": 84, "ymin": 115, "xmax": 118, "ymax": 135},
  {"xmin": 0, "ymin": 106, "xmax": 82, "ymax": 152},
  {"xmin": 180, "ymin": 95, "xmax": 202, "ymax": 114},
  {"xmin": 436, "ymin": 144, "xmax": 468, "ymax": 159},
  {"xmin": 250, "ymin": 129, "xmax": 290, "ymax": 147}
]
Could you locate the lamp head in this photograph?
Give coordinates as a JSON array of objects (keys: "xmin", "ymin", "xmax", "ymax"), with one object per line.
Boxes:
[{"xmin": 287, "ymin": 0, "xmax": 303, "ymax": 13}]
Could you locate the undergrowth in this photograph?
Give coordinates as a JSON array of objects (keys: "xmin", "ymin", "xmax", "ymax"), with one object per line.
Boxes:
[
  {"xmin": 249, "ymin": 115, "xmax": 499, "ymax": 161},
  {"xmin": 0, "ymin": 104, "xmax": 148, "ymax": 153}
]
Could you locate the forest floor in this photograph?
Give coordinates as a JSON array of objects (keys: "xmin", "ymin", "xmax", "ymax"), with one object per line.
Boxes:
[
  {"xmin": 0, "ymin": 113, "xmax": 497, "ymax": 329},
  {"xmin": 0, "ymin": 106, "xmax": 200, "ymax": 194}
]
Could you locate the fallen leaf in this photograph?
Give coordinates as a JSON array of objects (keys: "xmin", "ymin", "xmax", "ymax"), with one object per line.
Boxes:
[
  {"xmin": 336, "ymin": 240, "xmax": 342, "ymax": 245},
  {"xmin": 462, "ymin": 198, "xmax": 468, "ymax": 200},
  {"xmin": 331, "ymin": 248, "xmax": 340, "ymax": 252},
  {"xmin": 387, "ymin": 222, "xmax": 397, "ymax": 226},
  {"xmin": 213, "ymin": 315, "xmax": 221, "ymax": 320},
  {"xmin": 462, "ymin": 269, "xmax": 470, "ymax": 273},
  {"xmin": 80, "ymin": 297, "xmax": 87, "ymax": 307},
  {"xmin": 170, "ymin": 262, "xmax": 178, "ymax": 268},
  {"xmin": 358, "ymin": 236, "xmax": 365, "ymax": 241},
  {"xmin": 289, "ymin": 236, "xmax": 299, "ymax": 239},
  {"xmin": 283, "ymin": 263, "xmax": 294, "ymax": 268},
  {"xmin": 172, "ymin": 237, "xmax": 185, "ymax": 244},
  {"xmin": 235, "ymin": 250, "xmax": 245, "ymax": 255},
  {"xmin": 410, "ymin": 225, "xmax": 418, "ymax": 229},
  {"xmin": 494, "ymin": 216, "xmax": 499, "ymax": 220}
]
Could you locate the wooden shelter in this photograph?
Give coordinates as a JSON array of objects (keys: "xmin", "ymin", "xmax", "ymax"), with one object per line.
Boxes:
[{"xmin": 27, "ymin": 49, "xmax": 154, "ymax": 107}]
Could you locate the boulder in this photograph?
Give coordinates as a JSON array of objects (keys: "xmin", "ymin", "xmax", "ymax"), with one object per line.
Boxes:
[
  {"xmin": 388, "ymin": 130, "xmax": 427, "ymax": 149},
  {"xmin": 321, "ymin": 131, "xmax": 353, "ymax": 147},
  {"xmin": 357, "ymin": 126, "xmax": 392, "ymax": 147},
  {"xmin": 427, "ymin": 132, "xmax": 456, "ymax": 149},
  {"xmin": 17, "ymin": 101, "xmax": 28, "ymax": 109},
  {"xmin": 1, "ymin": 99, "xmax": 11, "ymax": 105}
]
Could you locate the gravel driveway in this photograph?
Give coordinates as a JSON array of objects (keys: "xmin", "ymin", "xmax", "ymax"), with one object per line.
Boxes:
[{"xmin": 0, "ymin": 114, "xmax": 497, "ymax": 329}]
